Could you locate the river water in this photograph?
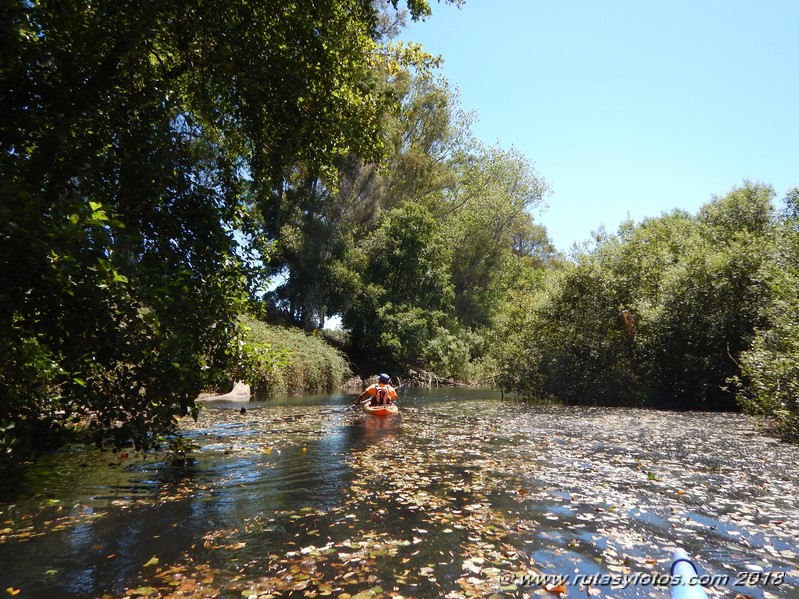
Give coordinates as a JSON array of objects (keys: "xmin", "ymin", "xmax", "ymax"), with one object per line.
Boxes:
[{"xmin": 1, "ymin": 389, "xmax": 798, "ymax": 598}]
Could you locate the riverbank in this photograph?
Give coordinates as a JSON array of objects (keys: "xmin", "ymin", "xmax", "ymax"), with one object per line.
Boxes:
[
  {"xmin": 203, "ymin": 318, "xmax": 489, "ymax": 402},
  {"xmin": 196, "ymin": 369, "xmax": 480, "ymax": 403},
  {"xmin": 239, "ymin": 318, "xmax": 351, "ymax": 397}
]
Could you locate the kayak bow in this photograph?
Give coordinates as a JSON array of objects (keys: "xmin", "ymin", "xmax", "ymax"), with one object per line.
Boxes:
[{"xmin": 670, "ymin": 549, "xmax": 709, "ymax": 599}]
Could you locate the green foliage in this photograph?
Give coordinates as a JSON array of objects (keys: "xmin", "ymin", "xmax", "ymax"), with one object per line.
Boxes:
[
  {"xmin": 262, "ymin": 166, "xmax": 357, "ymax": 330},
  {"xmin": 736, "ymin": 188, "xmax": 799, "ymax": 439},
  {"xmin": 495, "ymin": 183, "xmax": 776, "ymax": 410},
  {"xmin": 0, "ymin": 0, "xmax": 454, "ymax": 459},
  {"xmin": 422, "ymin": 325, "xmax": 492, "ymax": 382},
  {"xmin": 257, "ymin": 67, "xmax": 556, "ymax": 381},
  {"xmin": 495, "ymin": 260, "xmax": 647, "ymax": 405},
  {"xmin": 644, "ymin": 184, "xmax": 774, "ymax": 408},
  {"xmin": 380, "ymin": 74, "xmax": 470, "ymax": 210},
  {"xmin": 261, "ymin": 72, "xmax": 470, "ymax": 331},
  {"xmin": 344, "ymin": 202, "xmax": 454, "ymax": 372},
  {"xmin": 442, "ymin": 145, "xmax": 551, "ymax": 327},
  {"xmin": 241, "ymin": 318, "xmax": 350, "ymax": 397}
]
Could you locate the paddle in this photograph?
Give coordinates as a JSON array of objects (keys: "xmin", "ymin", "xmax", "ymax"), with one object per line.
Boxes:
[{"xmin": 337, "ymin": 394, "xmax": 370, "ymax": 413}]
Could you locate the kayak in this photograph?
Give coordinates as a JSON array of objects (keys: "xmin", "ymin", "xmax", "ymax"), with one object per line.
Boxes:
[
  {"xmin": 670, "ymin": 548, "xmax": 709, "ymax": 599},
  {"xmin": 363, "ymin": 403, "xmax": 398, "ymax": 417}
]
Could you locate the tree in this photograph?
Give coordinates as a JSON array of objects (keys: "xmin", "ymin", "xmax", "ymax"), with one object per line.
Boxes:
[
  {"xmin": 0, "ymin": 0, "xmax": 454, "ymax": 457},
  {"xmin": 380, "ymin": 73, "xmax": 471, "ymax": 210},
  {"xmin": 343, "ymin": 202, "xmax": 454, "ymax": 373},
  {"xmin": 442, "ymin": 145, "xmax": 549, "ymax": 328},
  {"xmin": 259, "ymin": 70, "xmax": 470, "ymax": 330},
  {"xmin": 736, "ymin": 187, "xmax": 799, "ymax": 439},
  {"xmin": 646, "ymin": 183, "xmax": 775, "ymax": 409},
  {"xmin": 495, "ymin": 182, "xmax": 776, "ymax": 410}
]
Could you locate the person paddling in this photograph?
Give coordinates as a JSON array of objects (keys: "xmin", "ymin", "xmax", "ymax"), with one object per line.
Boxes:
[{"xmin": 355, "ymin": 373, "xmax": 398, "ymax": 407}]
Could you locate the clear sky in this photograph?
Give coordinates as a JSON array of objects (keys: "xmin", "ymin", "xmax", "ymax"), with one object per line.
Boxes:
[{"xmin": 401, "ymin": 0, "xmax": 799, "ymax": 252}]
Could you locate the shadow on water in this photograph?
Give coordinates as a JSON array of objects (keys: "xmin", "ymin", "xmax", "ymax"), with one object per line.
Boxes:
[{"xmin": 1, "ymin": 388, "xmax": 798, "ymax": 598}]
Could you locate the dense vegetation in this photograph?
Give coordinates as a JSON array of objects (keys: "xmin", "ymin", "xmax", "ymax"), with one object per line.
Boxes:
[
  {"xmin": 2, "ymin": 0, "xmax": 797, "ymax": 459},
  {"xmin": 262, "ymin": 72, "xmax": 556, "ymax": 380},
  {"xmin": 0, "ymin": 0, "xmax": 459, "ymax": 457},
  {"xmin": 240, "ymin": 318, "xmax": 350, "ymax": 397},
  {"xmin": 496, "ymin": 184, "xmax": 765, "ymax": 407},
  {"xmin": 734, "ymin": 190, "xmax": 799, "ymax": 439}
]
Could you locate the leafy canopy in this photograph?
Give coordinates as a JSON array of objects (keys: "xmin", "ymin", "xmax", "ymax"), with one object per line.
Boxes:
[{"xmin": 0, "ymin": 0, "xmax": 454, "ymax": 457}]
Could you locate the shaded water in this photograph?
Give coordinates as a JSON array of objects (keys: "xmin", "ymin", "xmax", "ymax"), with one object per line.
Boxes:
[{"xmin": 1, "ymin": 389, "xmax": 798, "ymax": 598}]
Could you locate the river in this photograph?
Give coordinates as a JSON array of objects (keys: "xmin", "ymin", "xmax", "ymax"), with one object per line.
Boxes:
[{"xmin": 1, "ymin": 389, "xmax": 797, "ymax": 598}]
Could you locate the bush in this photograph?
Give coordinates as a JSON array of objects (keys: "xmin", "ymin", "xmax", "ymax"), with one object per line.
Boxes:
[
  {"xmin": 493, "ymin": 183, "xmax": 777, "ymax": 410},
  {"xmin": 241, "ymin": 318, "xmax": 350, "ymax": 397},
  {"xmin": 736, "ymin": 194, "xmax": 799, "ymax": 439}
]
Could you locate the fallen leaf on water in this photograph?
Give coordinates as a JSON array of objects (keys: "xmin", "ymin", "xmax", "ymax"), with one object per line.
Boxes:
[
  {"xmin": 463, "ymin": 559, "xmax": 481, "ymax": 574},
  {"xmin": 5, "ymin": 588, "xmax": 21, "ymax": 597},
  {"xmin": 129, "ymin": 588, "xmax": 158, "ymax": 597},
  {"xmin": 143, "ymin": 556, "xmax": 159, "ymax": 567},
  {"xmin": 225, "ymin": 542, "xmax": 246, "ymax": 550},
  {"xmin": 546, "ymin": 583, "xmax": 567, "ymax": 595}
]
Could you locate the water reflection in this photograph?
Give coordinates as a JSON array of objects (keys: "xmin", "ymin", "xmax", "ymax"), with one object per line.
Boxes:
[{"xmin": 0, "ymin": 390, "xmax": 798, "ymax": 598}]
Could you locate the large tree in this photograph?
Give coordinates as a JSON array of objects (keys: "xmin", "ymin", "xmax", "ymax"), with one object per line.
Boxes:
[
  {"xmin": 441, "ymin": 145, "xmax": 550, "ymax": 328},
  {"xmin": 343, "ymin": 202, "xmax": 454, "ymax": 373},
  {"xmin": 0, "ymin": 0, "xmax": 451, "ymax": 457},
  {"xmin": 260, "ymin": 71, "xmax": 469, "ymax": 331}
]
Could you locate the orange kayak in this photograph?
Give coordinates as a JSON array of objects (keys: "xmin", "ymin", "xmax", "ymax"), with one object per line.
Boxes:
[{"xmin": 363, "ymin": 403, "xmax": 398, "ymax": 417}]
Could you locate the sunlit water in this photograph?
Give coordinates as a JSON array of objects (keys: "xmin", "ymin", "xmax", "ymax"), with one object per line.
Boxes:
[{"xmin": 1, "ymin": 389, "xmax": 798, "ymax": 598}]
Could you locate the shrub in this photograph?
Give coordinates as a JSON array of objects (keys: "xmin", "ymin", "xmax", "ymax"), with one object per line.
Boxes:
[{"xmin": 240, "ymin": 318, "xmax": 350, "ymax": 397}]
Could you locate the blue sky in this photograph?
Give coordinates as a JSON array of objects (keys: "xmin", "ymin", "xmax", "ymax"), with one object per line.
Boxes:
[{"xmin": 401, "ymin": 0, "xmax": 799, "ymax": 252}]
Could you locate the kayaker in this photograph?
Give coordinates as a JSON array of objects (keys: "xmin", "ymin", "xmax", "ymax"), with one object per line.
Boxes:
[{"xmin": 356, "ymin": 373, "xmax": 398, "ymax": 407}]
